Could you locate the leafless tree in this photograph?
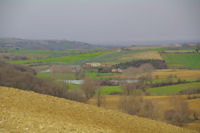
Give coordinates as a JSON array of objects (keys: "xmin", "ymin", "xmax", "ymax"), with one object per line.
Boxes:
[
  {"xmin": 96, "ymin": 87, "xmax": 105, "ymax": 107},
  {"xmin": 81, "ymin": 77, "xmax": 98, "ymax": 100},
  {"xmin": 119, "ymin": 95, "xmax": 157, "ymax": 119},
  {"xmin": 164, "ymin": 96, "xmax": 190, "ymax": 126}
]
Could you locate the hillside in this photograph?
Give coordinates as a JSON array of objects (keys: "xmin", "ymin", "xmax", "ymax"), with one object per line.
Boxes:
[
  {"xmin": 0, "ymin": 38, "xmax": 101, "ymax": 50},
  {"xmin": 0, "ymin": 87, "xmax": 197, "ymax": 133}
]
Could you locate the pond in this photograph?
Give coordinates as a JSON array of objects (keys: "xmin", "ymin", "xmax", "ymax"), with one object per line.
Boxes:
[
  {"xmin": 59, "ymin": 80, "xmax": 84, "ymax": 84},
  {"xmin": 59, "ymin": 79, "xmax": 138, "ymax": 85}
]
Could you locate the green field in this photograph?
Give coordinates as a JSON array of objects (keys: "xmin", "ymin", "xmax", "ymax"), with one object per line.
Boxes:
[
  {"xmin": 37, "ymin": 72, "xmax": 76, "ymax": 80},
  {"xmin": 162, "ymin": 53, "xmax": 200, "ymax": 69},
  {"xmin": 98, "ymin": 81, "xmax": 200, "ymax": 95},
  {"xmin": 68, "ymin": 84, "xmax": 81, "ymax": 90},
  {"xmin": 37, "ymin": 73, "xmax": 51, "ymax": 79},
  {"xmin": 99, "ymin": 86, "xmax": 122, "ymax": 95},
  {"xmin": 8, "ymin": 51, "xmax": 109, "ymax": 64},
  {"xmin": 147, "ymin": 82, "xmax": 200, "ymax": 95},
  {"xmin": 10, "ymin": 49, "xmax": 102, "ymax": 58},
  {"xmin": 150, "ymin": 78, "xmax": 197, "ymax": 84}
]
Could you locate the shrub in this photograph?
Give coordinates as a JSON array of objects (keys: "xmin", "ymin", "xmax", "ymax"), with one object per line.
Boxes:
[
  {"xmin": 164, "ymin": 96, "xmax": 190, "ymax": 126},
  {"xmin": 0, "ymin": 61, "xmax": 85, "ymax": 102},
  {"xmin": 81, "ymin": 77, "xmax": 98, "ymax": 100},
  {"xmin": 112, "ymin": 59, "xmax": 167, "ymax": 69},
  {"xmin": 66, "ymin": 89, "xmax": 86, "ymax": 102},
  {"xmin": 119, "ymin": 95, "xmax": 156, "ymax": 119}
]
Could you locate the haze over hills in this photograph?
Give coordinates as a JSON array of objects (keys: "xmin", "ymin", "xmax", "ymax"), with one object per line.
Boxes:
[
  {"xmin": 94, "ymin": 40, "xmax": 200, "ymax": 47},
  {"xmin": 1, "ymin": 38, "xmax": 199, "ymax": 50},
  {"xmin": 0, "ymin": 38, "xmax": 102, "ymax": 50}
]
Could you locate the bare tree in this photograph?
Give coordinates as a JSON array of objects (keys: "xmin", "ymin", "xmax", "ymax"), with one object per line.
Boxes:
[
  {"xmin": 122, "ymin": 83, "xmax": 136, "ymax": 95},
  {"xmin": 73, "ymin": 66, "xmax": 85, "ymax": 80},
  {"xmin": 51, "ymin": 65, "xmax": 73, "ymax": 79},
  {"xmin": 119, "ymin": 96, "xmax": 143, "ymax": 115},
  {"xmin": 119, "ymin": 95, "xmax": 157, "ymax": 119},
  {"xmin": 123, "ymin": 67, "xmax": 142, "ymax": 77},
  {"xmin": 140, "ymin": 63, "xmax": 154, "ymax": 73},
  {"xmin": 81, "ymin": 77, "xmax": 97, "ymax": 100},
  {"xmin": 123, "ymin": 64, "xmax": 154, "ymax": 92},
  {"xmin": 164, "ymin": 96, "xmax": 190, "ymax": 126},
  {"xmin": 96, "ymin": 87, "xmax": 105, "ymax": 107}
]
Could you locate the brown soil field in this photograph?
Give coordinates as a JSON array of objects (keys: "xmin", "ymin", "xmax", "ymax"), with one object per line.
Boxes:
[
  {"xmin": 0, "ymin": 86, "xmax": 198, "ymax": 133},
  {"xmin": 89, "ymin": 95, "xmax": 200, "ymax": 132},
  {"xmin": 119, "ymin": 51, "xmax": 162, "ymax": 61}
]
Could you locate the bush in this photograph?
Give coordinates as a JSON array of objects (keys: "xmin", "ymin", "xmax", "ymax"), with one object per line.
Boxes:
[
  {"xmin": 81, "ymin": 77, "xmax": 98, "ymax": 100},
  {"xmin": 66, "ymin": 89, "xmax": 86, "ymax": 102},
  {"xmin": 0, "ymin": 61, "xmax": 85, "ymax": 102},
  {"xmin": 112, "ymin": 59, "xmax": 167, "ymax": 69},
  {"xmin": 192, "ymin": 110, "xmax": 199, "ymax": 120},
  {"xmin": 119, "ymin": 95, "xmax": 156, "ymax": 119},
  {"xmin": 164, "ymin": 96, "xmax": 190, "ymax": 126},
  {"xmin": 178, "ymin": 88, "xmax": 200, "ymax": 95}
]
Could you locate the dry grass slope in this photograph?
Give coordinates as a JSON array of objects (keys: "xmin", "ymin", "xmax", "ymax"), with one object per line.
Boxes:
[{"xmin": 0, "ymin": 86, "xmax": 198, "ymax": 133}]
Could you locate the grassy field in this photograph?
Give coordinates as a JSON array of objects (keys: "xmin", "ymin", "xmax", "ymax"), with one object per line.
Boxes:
[
  {"xmin": 36, "ymin": 72, "xmax": 51, "ymax": 79},
  {"xmin": 95, "ymin": 81, "xmax": 200, "ymax": 96},
  {"xmin": 10, "ymin": 49, "xmax": 103, "ymax": 58},
  {"xmin": 37, "ymin": 72, "xmax": 76, "ymax": 80},
  {"xmin": 73, "ymin": 49, "xmax": 164, "ymax": 65},
  {"xmin": 89, "ymin": 94, "xmax": 200, "ymax": 132},
  {"xmin": 8, "ymin": 51, "xmax": 109, "ymax": 64},
  {"xmin": 147, "ymin": 82, "xmax": 200, "ymax": 95},
  {"xmin": 162, "ymin": 53, "xmax": 200, "ymax": 69},
  {"xmin": 68, "ymin": 84, "xmax": 80, "ymax": 90},
  {"xmin": 99, "ymin": 86, "xmax": 122, "ymax": 95},
  {"xmin": 85, "ymin": 72, "xmax": 120, "ymax": 79}
]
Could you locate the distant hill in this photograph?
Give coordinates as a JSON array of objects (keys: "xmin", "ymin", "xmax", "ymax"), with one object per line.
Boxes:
[
  {"xmin": 0, "ymin": 38, "xmax": 102, "ymax": 50},
  {"xmin": 0, "ymin": 86, "xmax": 197, "ymax": 133}
]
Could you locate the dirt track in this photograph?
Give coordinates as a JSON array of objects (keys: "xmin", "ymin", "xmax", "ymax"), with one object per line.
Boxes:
[{"xmin": 0, "ymin": 86, "xmax": 198, "ymax": 133}]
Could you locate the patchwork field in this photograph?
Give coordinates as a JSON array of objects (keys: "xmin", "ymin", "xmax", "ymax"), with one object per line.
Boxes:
[
  {"xmin": 147, "ymin": 82, "xmax": 200, "ymax": 95},
  {"xmin": 162, "ymin": 53, "xmax": 200, "ymax": 69},
  {"xmin": 1, "ymin": 86, "xmax": 197, "ymax": 133},
  {"xmin": 119, "ymin": 51, "xmax": 162, "ymax": 61},
  {"xmin": 73, "ymin": 49, "xmax": 164, "ymax": 65},
  {"xmin": 8, "ymin": 51, "xmax": 109, "ymax": 64},
  {"xmin": 96, "ymin": 82, "xmax": 200, "ymax": 95},
  {"xmin": 153, "ymin": 69, "xmax": 200, "ymax": 79}
]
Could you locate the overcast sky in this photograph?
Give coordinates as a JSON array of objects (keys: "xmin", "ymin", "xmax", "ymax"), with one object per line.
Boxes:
[{"xmin": 0, "ymin": 0, "xmax": 200, "ymax": 43}]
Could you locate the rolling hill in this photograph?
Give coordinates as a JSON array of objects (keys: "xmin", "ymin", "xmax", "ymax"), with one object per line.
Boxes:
[
  {"xmin": 0, "ymin": 38, "xmax": 101, "ymax": 50},
  {"xmin": 0, "ymin": 86, "xmax": 197, "ymax": 133}
]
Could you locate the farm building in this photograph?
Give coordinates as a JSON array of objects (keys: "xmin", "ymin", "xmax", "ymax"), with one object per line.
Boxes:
[
  {"xmin": 112, "ymin": 68, "xmax": 123, "ymax": 73},
  {"xmin": 86, "ymin": 62, "xmax": 101, "ymax": 67}
]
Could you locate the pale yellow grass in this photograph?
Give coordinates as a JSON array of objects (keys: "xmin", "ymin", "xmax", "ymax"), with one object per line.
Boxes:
[
  {"xmin": 0, "ymin": 86, "xmax": 197, "ymax": 133},
  {"xmin": 89, "ymin": 95, "xmax": 200, "ymax": 132},
  {"xmin": 104, "ymin": 69, "xmax": 200, "ymax": 80},
  {"xmin": 153, "ymin": 69, "xmax": 200, "ymax": 79},
  {"xmin": 120, "ymin": 51, "xmax": 162, "ymax": 61},
  {"xmin": 128, "ymin": 46, "xmax": 166, "ymax": 50}
]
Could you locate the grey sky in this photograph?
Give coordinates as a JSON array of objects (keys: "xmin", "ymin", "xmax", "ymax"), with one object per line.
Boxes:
[{"xmin": 0, "ymin": 0, "xmax": 200, "ymax": 43}]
